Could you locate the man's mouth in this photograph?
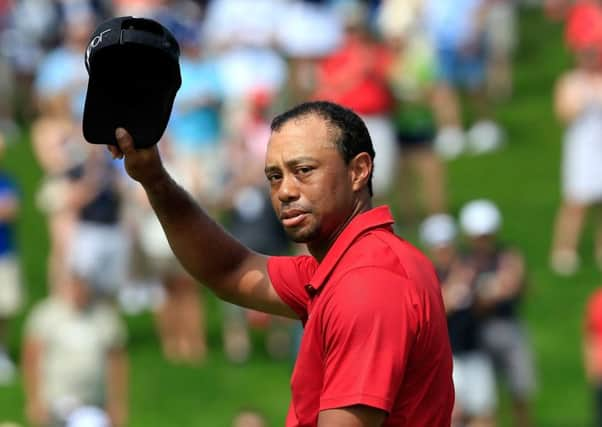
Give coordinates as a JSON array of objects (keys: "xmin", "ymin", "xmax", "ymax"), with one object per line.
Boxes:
[{"xmin": 280, "ymin": 209, "xmax": 308, "ymax": 228}]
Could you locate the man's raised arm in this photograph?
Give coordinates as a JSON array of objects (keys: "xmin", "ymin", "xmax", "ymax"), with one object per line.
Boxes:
[{"xmin": 109, "ymin": 128, "xmax": 296, "ymax": 318}]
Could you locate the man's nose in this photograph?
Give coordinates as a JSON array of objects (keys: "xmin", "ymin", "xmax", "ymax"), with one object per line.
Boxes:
[{"xmin": 278, "ymin": 174, "xmax": 300, "ymax": 202}]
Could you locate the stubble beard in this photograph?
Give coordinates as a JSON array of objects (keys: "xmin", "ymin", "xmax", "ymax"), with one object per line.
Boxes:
[{"xmin": 285, "ymin": 222, "xmax": 320, "ymax": 244}]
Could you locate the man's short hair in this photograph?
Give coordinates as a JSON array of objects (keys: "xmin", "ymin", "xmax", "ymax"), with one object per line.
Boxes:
[{"xmin": 270, "ymin": 101, "xmax": 376, "ymax": 196}]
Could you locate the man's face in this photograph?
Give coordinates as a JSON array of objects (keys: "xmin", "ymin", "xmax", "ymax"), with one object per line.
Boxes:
[
  {"xmin": 430, "ymin": 244, "xmax": 456, "ymax": 270},
  {"xmin": 265, "ymin": 115, "xmax": 355, "ymax": 246},
  {"xmin": 469, "ymin": 234, "xmax": 497, "ymax": 254}
]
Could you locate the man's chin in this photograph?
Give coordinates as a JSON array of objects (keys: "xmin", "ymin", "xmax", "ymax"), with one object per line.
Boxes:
[{"xmin": 285, "ymin": 228, "xmax": 317, "ymax": 244}]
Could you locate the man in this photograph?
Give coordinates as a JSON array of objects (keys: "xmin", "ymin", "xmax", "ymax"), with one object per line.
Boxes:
[
  {"xmin": 424, "ymin": 0, "xmax": 504, "ymax": 158},
  {"xmin": 459, "ymin": 199, "xmax": 535, "ymax": 427},
  {"xmin": 420, "ymin": 214, "xmax": 497, "ymax": 427},
  {"xmin": 108, "ymin": 101, "xmax": 453, "ymax": 426},
  {"xmin": 22, "ymin": 271, "xmax": 128, "ymax": 427}
]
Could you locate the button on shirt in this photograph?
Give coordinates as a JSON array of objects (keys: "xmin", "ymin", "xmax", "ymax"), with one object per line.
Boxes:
[{"xmin": 267, "ymin": 206, "xmax": 454, "ymax": 427}]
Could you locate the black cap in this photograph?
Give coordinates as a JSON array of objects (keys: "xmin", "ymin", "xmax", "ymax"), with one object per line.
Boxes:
[{"xmin": 83, "ymin": 16, "xmax": 182, "ymax": 148}]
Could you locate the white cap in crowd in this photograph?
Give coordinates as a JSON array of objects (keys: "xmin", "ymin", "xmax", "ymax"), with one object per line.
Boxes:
[
  {"xmin": 459, "ymin": 199, "xmax": 502, "ymax": 237},
  {"xmin": 419, "ymin": 213, "xmax": 457, "ymax": 248}
]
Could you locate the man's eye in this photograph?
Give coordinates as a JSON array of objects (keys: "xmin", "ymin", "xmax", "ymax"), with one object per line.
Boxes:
[
  {"xmin": 297, "ymin": 166, "xmax": 313, "ymax": 175},
  {"xmin": 267, "ymin": 174, "xmax": 281, "ymax": 182}
]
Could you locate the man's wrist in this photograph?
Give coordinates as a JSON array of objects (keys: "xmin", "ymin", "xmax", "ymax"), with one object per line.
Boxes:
[{"xmin": 141, "ymin": 166, "xmax": 171, "ymax": 194}]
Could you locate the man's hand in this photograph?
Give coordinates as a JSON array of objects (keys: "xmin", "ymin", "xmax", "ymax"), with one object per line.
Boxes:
[{"xmin": 108, "ymin": 128, "xmax": 167, "ymax": 187}]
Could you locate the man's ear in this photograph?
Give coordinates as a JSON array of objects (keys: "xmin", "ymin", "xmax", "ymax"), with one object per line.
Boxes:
[{"xmin": 349, "ymin": 152, "xmax": 372, "ymax": 193}]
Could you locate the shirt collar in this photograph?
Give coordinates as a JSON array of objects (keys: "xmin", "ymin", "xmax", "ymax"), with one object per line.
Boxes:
[{"xmin": 307, "ymin": 205, "xmax": 395, "ymax": 294}]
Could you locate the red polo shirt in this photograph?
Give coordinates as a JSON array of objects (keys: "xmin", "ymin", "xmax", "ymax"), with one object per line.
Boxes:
[{"xmin": 267, "ymin": 206, "xmax": 454, "ymax": 427}]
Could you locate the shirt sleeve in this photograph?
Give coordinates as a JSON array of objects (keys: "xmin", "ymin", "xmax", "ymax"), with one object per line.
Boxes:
[
  {"xmin": 319, "ymin": 267, "xmax": 418, "ymax": 413},
  {"xmin": 267, "ymin": 255, "xmax": 317, "ymax": 321}
]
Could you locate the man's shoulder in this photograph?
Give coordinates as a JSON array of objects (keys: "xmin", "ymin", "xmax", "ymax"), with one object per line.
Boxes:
[
  {"xmin": 268, "ymin": 254, "xmax": 319, "ymax": 272},
  {"xmin": 29, "ymin": 297, "xmax": 63, "ymax": 317},
  {"xmin": 327, "ymin": 230, "xmax": 440, "ymax": 306},
  {"xmin": 344, "ymin": 228, "xmax": 435, "ymax": 277},
  {"xmin": 267, "ymin": 254, "xmax": 319, "ymax": 289},
  {"xmin": 331, "ymin": 233, "xmax": 434, "ymax": 292},
  {"xmin": 25, "ymin": 297, "xmax": 68, "ymax": 335}
]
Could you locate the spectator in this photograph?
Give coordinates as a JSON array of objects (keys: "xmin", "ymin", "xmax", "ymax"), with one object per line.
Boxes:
[
  {"xmin": 484, "ymin": 0, "xmax": 518, "ymax": 101},
  {"xmin": 424, "ymin": 0, "xmax": 504, "ymax": 158},
  {"xmin": 30, "ymin": 5, "xmax": 95, "ymax": 291},
  {"xmin": 420, "ymin": 213, "xmax": 497, "ymax": 427},
  {"xmin": 127, "ymin": 172, "xmax": 207, "ymax": 364},
  {"xmin": 203, "ymin": 0, "xmax": 288, "ymax": 100},
  {"xmin": 550, "ymin": 1, "xmax": 602, "ymax": 275},
  {"xmin": 313, "ymin": 1, "xmax": 397, "ymax": 200},
  {"xmin": 65, "ymin": 148, "xmax": 129, "ymax": 300},
  {"xmin": 203, "ymin": 0, "xmax": 288, "ymax": 161},
  {"xmin": 21, "ymin": 272, "xmax": 128, "ymax": 427},
  {"xmin": 162, "ymin": 11, "xmax": 226, "ymax": 206},
  {"xmin": 220, "ymin": 90, "xmax": 293, "ymax": 363},
  {"xmin": 202, "ymin": 0, "xmax": 283, "ymax": 51},
  {"xmin": 459, "ymin": 199, "xmax": 536, "ymax": 427},
  {"xmin": 379, "ymin": 0, "xmax": 448, "ymax": 223},
  {"xmin": 3, "ymin": 0, "xmax": 62, "ymax": 121},
  {"xmin": 275, "ymin": 0, "xmax": 343, "ymax": 105},
  {"xmin": 584, "ymin": 287, "xmax": 602, "ymax": 427},
  {"xmin": 0, "ymin": 136, "xmax": 22, "ymax": 385},
  {"xmin": 31, "ymin": 3, "xmax": 92, "ymax": 122}
]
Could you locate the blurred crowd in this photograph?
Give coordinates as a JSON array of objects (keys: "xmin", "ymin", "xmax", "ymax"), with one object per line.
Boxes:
[{"xmin": 0, "ymin": 0, "xmax": 600, "ymax": 426}]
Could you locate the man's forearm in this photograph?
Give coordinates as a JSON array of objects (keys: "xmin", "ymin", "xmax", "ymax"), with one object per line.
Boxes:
[{"xmin": 142, "ymin": 171, "xmax": 252, "ymax": 292}]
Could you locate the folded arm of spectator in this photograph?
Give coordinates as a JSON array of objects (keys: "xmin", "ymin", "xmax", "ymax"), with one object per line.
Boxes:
[
  {"xmin": 476, "ymin": 249, "xmax": 525, "ymax": 310},
  {"xmin": 441, "ymin": 263, "xmax": 476, "ymax": 313}
]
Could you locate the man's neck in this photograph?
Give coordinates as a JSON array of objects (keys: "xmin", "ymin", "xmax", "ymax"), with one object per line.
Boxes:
[{"xmin": 308, "ymin": 199, "xmax": 373, "ymax": 262}]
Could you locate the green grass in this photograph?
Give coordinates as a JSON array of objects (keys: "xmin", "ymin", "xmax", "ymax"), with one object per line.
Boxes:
[{"xmin": 1, "ymin": 7, "xmax": 600, "ymax": 427}]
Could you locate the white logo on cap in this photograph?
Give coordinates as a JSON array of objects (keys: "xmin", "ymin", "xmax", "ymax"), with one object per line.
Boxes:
[{"xmin": 85, "ymin": 29, "xmax": 111, "ymax": 70}]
